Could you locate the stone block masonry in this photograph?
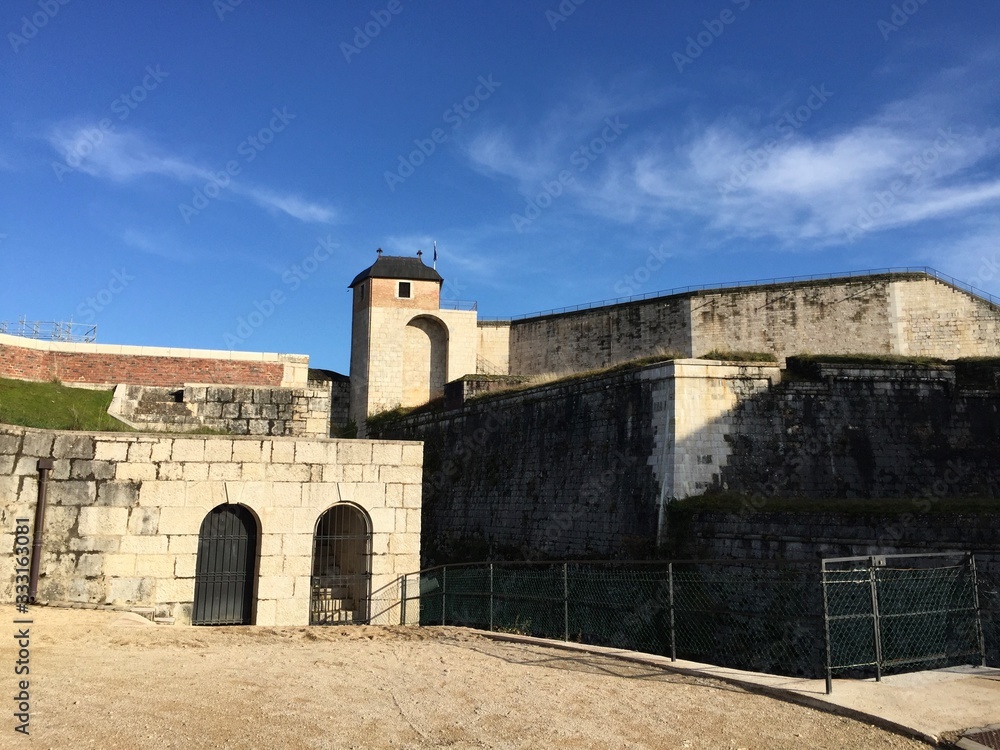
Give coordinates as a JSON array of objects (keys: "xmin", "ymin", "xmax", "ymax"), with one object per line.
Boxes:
[
  {"xmin": 0, "ymin": 424, "xmax": 422, "ymax": 625},
  {"xmin": 504, "ymin": 272, "xmax": 1000, "ymax": 376},
  {"xmin": 372, "ymin": 357, "xmax": 1000, "ymax": 564},
  {"xmin": 109, "ymin": 381, "xmax": 333, "ymax": 438},
  {"xmin": 0, "ymin": 332, "xmax": 309, "ymax": 388}
]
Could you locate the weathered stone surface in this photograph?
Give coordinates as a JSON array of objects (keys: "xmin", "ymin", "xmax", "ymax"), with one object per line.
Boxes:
[
  {"xmin": 54, "ymin": 434, "xmax": 95, "ymax": 459},
  {"xmin": 22, "ymin": 431, "xmax": 54, "ymax": 457},
  {"xmin": 51, "ymin": 480, "xmax": 97, "ymax": 507}
]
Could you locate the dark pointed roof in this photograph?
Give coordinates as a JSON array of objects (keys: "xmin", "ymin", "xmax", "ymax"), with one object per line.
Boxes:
[{"xmin": 348, "ymin": 255, "xmax": 443, "ymax": 288}]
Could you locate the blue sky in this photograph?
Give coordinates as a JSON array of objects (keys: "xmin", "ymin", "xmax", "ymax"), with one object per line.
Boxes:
[{"xmin": 2, "ymin": 2, "xmax": 999, "ymax": 374}]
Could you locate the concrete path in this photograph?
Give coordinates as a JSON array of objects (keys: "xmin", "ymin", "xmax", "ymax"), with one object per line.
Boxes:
[{"xmin": 480, "ymin": 631, "xmax": 1000, "ymax": 746}]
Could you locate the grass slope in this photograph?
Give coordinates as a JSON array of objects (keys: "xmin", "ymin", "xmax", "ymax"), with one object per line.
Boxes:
[{"xmin": 0, "ymin": 378, "xmax": 133, "ymax": 432}]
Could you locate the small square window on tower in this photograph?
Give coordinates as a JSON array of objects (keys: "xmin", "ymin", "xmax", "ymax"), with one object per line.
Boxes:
[{"xmin": 397, "ymin": 281, "xmax": 412, "ymax": 299}]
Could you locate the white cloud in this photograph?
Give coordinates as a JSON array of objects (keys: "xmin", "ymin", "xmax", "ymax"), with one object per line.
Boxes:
[
  {"xmin": 47, "ymin": 125, "xmax": 338, "ymax": 225},
  {"xmin": 463, "ymin": 64, "xmax": 1000, "ymax": 249}
]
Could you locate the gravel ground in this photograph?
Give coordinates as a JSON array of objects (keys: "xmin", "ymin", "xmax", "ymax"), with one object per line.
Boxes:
[{"xmin": 1, "ymin": 607, "xmax": 934, "ymax": 749}]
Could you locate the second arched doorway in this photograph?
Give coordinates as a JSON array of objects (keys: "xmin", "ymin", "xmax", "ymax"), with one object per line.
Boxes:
[{"xmin": 310, "ymin": 504, "xmax": 372, "ymax": 625}]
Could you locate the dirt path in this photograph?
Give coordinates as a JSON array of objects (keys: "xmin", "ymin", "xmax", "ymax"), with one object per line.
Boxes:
[{"xmin": 0, "ymin": 607, "xmax": 931, "ymax": 749}]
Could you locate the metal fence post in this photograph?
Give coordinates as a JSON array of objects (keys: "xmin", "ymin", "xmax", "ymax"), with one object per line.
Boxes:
[
  {"xmin": 969, "ymin": 554, "xmax": 987, "ymax": 667},
  {"xmin": 400, "ymin": 575, "xmax": 407, "ymax": 625},
  {"xmin": 563, "ymin": 562, "xmax": 569, "ymax": 642},
  {"xmin": 442, "ymin": 566, "xmax": 447, "ymax": 627},
  {"xmin": 821, "ymin": 564, "xmax": 833, "ymax": 694},
  {"xmin": 669, "ymin": 563, "xmax": 676, "ymax": 662},
  {"xmin": 489, "ymin": 563, "xmax": 495, "ymax": 632},
  {"xmin": 869, "ymin": 559, "xmax": 883, "ymax": 682}
]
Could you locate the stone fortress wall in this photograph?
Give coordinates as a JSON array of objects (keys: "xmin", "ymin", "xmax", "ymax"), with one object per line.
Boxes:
[
  {"xmin": 484, "ymin": 272, "xmax": 1000, "ymax": 377},
  {"xmin": 373, "ymin": 359, "xmax": 1000, "ymax": 566}
]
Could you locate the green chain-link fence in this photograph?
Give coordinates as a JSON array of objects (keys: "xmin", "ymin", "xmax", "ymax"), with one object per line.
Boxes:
[
  {"xmin": 403, "ymin": 560, "xmax": 826, "ymax": 677},
  {"xmin": 399, "ymin": 555, "xmax": 994, "ymax": 692}
]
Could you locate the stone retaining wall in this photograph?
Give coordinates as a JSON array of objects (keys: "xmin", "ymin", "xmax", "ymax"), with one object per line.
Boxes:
[{"xmin": 0, "ymin": 424, "xmax": 422, "ymax": 625}]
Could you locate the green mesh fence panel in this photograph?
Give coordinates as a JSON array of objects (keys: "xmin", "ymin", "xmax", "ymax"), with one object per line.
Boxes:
[
  {"xmin": 825, "ymin": 568, "xmax": 877, "ymax": 672},
  {"xmin": 824, "ymin": 557, "xmax": 985, "ymax": 678},
  {"xmin": 876, "ymin": 566, "xmax": 980, "ymax": 669}
]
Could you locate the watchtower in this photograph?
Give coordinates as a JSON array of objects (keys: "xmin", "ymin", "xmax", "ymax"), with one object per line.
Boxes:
[{"xmin": 348, "ymin": 251, "xmax": 477, "ymax": 430}]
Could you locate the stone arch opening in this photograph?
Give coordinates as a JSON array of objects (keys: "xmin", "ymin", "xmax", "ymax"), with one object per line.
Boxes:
[
  {"xmin": 192, "ymin": 503, "xmax": 260, "ymax": 625},
  {"xmin": 403, "ymin": 315, "xmax": 449, "ymax": 407},
  {"xmin": 310, "ymin": 503, "xmax": 373, "ymax": 625}
]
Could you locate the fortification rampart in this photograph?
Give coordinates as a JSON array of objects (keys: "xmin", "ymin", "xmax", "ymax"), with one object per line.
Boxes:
[
  {"xmin": 0, "ymin": 332, "xmax": 309, "ymax": 388},
  {"xmin": 503, "ymin": 272, "xmax": 1000, "ymax": 376},
  {"xmin": 372, "ymin": 358, "xmax": 1000, "ymax": 565}
]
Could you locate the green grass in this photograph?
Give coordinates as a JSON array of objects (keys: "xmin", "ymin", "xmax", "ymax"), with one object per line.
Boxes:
[
  {"xmin": 0, "ymin": 377, "xmax": 134, "ymax": 432},
  {"xmin": 701, "ymin": 350, "xmax": 778, "ymax": 362},
  {"xmin": 790, "ymin": 353, "xmax": 948, "ymax": 366}
]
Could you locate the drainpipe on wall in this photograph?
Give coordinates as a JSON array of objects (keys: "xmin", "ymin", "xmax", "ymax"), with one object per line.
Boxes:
[{"xmin": 28, "ymin": 458, "xmax": 54, "ymax": 603}]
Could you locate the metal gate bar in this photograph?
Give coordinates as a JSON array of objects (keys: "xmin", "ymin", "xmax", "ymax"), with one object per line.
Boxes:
[{"xmin": 311, "ymin": 505, "xmax": 372, "ymax": 625}]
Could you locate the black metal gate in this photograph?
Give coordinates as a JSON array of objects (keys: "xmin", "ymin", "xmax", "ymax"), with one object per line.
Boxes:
[
  {"xmin": 192, "ymin": 504, "xmax": 258, "ymax": 625},
  {"xmin": 311, "ymin": 504, "xmax": 372, "ymax": 625},
  {"xmin": 822, "ymin": 553, "xmax": 986, "ymax": 692}
]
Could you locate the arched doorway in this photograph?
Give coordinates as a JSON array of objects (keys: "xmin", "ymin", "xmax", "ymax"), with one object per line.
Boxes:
[
  {"xmin": 403, "ymin": 315, "xmax": 448, "ymax": 407},
  {"xmin": 192, "ymin": 504, "xmax": 259, "ymax": 625},
  {"xmin": 310, "ymin": 504, "xmax": 372, "ymax": 625}
]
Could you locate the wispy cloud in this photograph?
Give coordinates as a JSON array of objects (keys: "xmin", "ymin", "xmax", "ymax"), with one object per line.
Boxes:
[
  {"xmin": 47, "ymin": 125, "xmax": 338, "ymax": 224},
  {"xmin": 120, "ymin": 228, "xmax": 198, "ymax": 263},
  {"xmin": 464, "ymin": 78, "xmax": 671, "ymax": 190},
  {"xmin": 463, "ymin": 58, "xmax": 1000, "ymax": 249}
]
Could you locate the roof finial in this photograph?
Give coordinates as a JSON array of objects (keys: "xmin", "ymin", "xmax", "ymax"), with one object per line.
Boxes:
[
  {"xmin": 376, "ymin": 247, "xmax": 382, "ymax": 256},
  {"xmin": 417, "ymin": 249, "xmax": 423, "ymax": 260}
]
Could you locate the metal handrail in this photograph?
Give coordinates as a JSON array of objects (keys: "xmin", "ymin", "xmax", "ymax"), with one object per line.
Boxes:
[
  {"xmin": 440, "ymin": 299, "xmax": 478, "ymax": 311},
  {"xmin": 478, "ymin": 266, "xmax": 1000, "ymax": 323}
]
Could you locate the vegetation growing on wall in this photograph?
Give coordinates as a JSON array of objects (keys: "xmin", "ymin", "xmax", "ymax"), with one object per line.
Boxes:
[
  {"xmin": 700, "ymin": 350, "xmax": 778, "ymax": 362},
  {"xmin": 785, "ymin": 353, "xmax": 950, "ymax": 381},
  {"xmin": 465, "ymin": 352, "xmax": 684, "ymax": 404}
]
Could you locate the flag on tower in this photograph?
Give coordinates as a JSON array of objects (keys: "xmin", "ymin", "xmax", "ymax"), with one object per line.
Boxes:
[{"xmin": 433, "ymin": 241, "xmax": 437, "ymax": 269}]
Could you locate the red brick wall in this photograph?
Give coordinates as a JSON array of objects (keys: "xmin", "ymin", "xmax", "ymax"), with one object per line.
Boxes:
[{"xmin": 0, "ymin": 342, "xmax": 285, "ymax": 387}]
